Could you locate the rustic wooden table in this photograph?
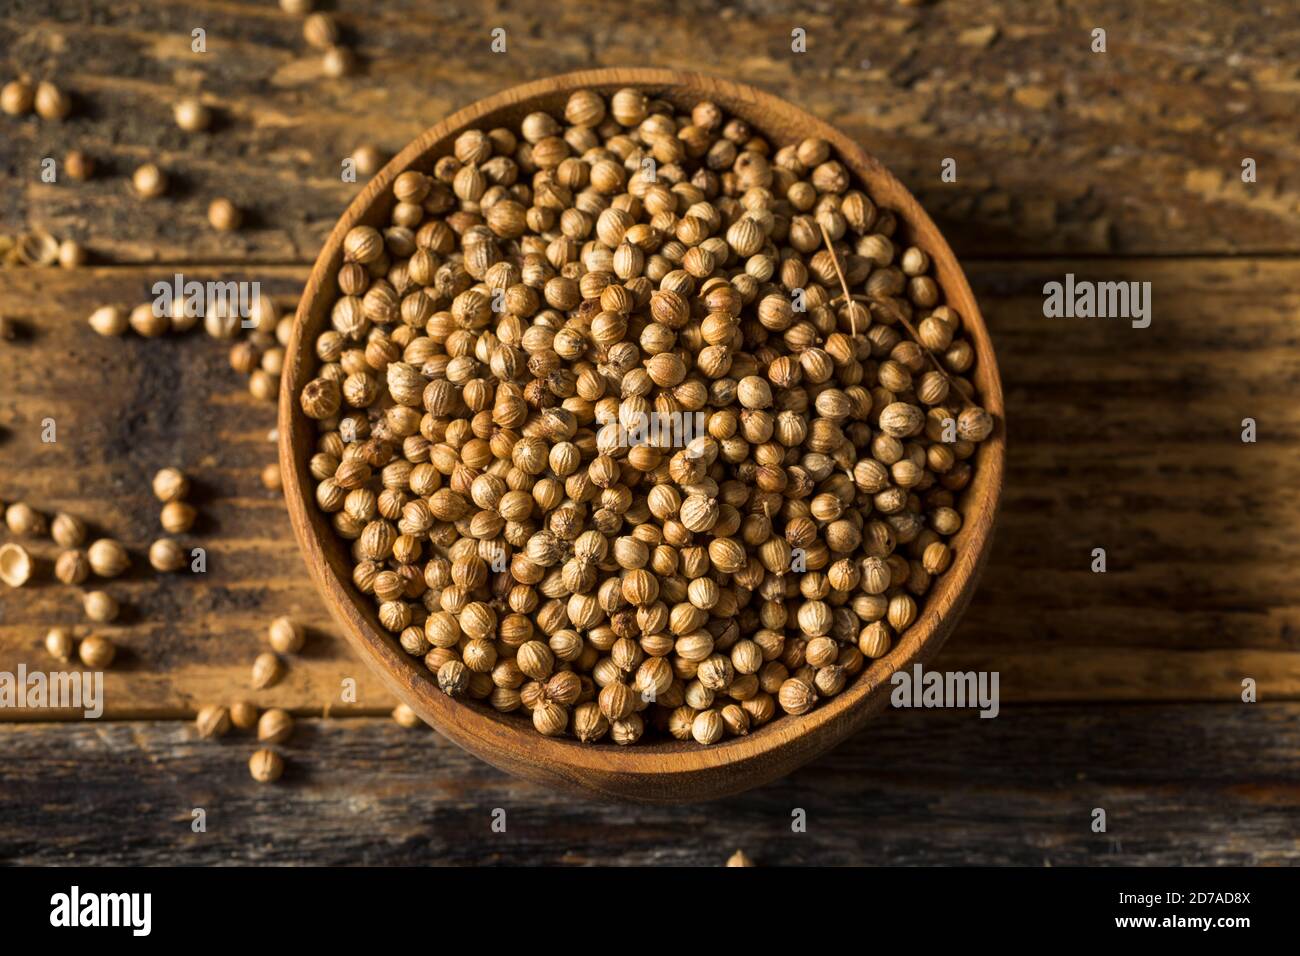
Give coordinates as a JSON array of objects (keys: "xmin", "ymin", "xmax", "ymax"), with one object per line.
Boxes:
[{"xmin": 1, "ymin": 0, "xmax": 1298, "ymax": 865}]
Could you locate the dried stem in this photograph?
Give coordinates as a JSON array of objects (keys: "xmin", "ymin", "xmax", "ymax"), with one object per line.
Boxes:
[{"xmin": 818, "ymin": 221, "xmax": 973, "ymax": 407}]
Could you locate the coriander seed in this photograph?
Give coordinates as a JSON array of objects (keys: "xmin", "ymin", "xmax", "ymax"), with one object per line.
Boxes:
[
  {"xmin": 251, "ymin": 652, "xmax": 285, "ymax": 689},
  {"xmin": 86, "ymin": 538, "xmax": 129, "ymax": 577},
  {"xmin": 54, "ymin": 549, "xmax": 90, "ymax": 585},
  {"xmin": 257, "ymin": 707, "xmax": 295, "ymax": 744},
  {"xmin": 0, "ymin": 544, "xmax": 34, "ymax": 588},
  {"xmin": 64, "ymin": 149, "xmax": 94, "ymax": 180},
  {"xmin": 129, "ymin": 303, "xmax": 168, "ymax": 337},
  {"xmin": 302, "ymin": 12, "xmax": 338, "ymax": 48},
  {"xmin": 208, "ymin": 198, "xmax": 242, "ymax": 232},
  {"xmin": 230, "ymin": 700, "xmax": 259, "ymax": 730},
  {"xmin": 153, "ymin": 467, "xmax": 190, "ymax": 503},
  {"xmin": 83, "ymin": 590, "xmax": 120, "ymax": 623},
  {"xmin": 5, "ymin": 502, "xmax": 46, "ymax": 537},
  {"xmin": 45, "ymin": 627, "xmax": 75, "ymax": 662},
  {"xmin": 726, "ymin": 850, "xmax": 755, "ymax": 867},
  {"xmin": 160, "ymin": 501, "xmax": 197, "ymax": 534},
  {"xmin": 149, "ymin": 538, "xmax": 186, "ymax": 573},
  {"xmin": 196, "ymin": 704, "xmax": 232, "ymax": 739},
  {"xmin": 0, "ymin": 79, "xmax": 34, "ymax": 115},
  {"xmin": 58, "ymin": 239, "xmax": 86, "ymax": 268},
  {"xmin": 173, "ymin": 97, "xmax": 211, "ymax": 132},
  {"xmin": 78, "ymin": 634, "xmax": 116, "ymax": 669},
  {"xmin": 88, "ymin": 305, "xmax": 128, "ymax": 337},
  {"xmin": 267, "ymin": 616, "xmax": 305, "ymax": 654},
  {"xmin": 392, "ymin": 703, "xmax": 421, "ymax": 728},
  {"xmin": 51, "ymin": 512, "xmax": 87, "ymax": 548},
  {"xmin": 132, "ymin": 163, "xmax": 167, "ymax": 200},
  {"xmin": 249, "ymin": 748, "xmax": 284, "ymax": 783},
  {"xmin": 34, "ymin": 81, "xmax": 71, "ymax": 120}
]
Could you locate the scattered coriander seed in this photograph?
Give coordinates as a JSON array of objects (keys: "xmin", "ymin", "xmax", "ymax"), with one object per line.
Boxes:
[
  {"xmin": 302, "ymin": 12, "xmax": 339, "ymax": 48},
  {"xmin": 249, "ymin": 748, "xmax": 284, "ymax": 783},
  {"xmin": 351, "ymin": 143, "xmax": 385, "ymax": 177},
  {"xmin": 260, "ymin": 462, "xmax": 283, "ymax": 491},
  {"xmin": 257, "ymin": 708, "xmax": 294, "ymax": 744},
  {"xmin": 0, "ymin": 78, "xmax": 35, "ymax": 115},
  {"xmin": 64, "ymin": 149, "xmax": 94, "ymax": 180},
  {"xmin": 78, "ymin": 634, "xmax": 116, "ymax": 669},
  {"xmin": 280, "ymin": 0, "xmax": 315, "ymax": 13},
  {"xmin": 230, "ymin": 340, "xmax": 259, "ymax": 376},
  {"xmin": 5, "ymin": 502, "xmax": 46, "ymax": 537},
  {"xmin": 83, "ymin": 589, "xmax": 120, "ymax": 623},
  {"xmin": 131, "ymin": 163, "xmax": 167, "ymax": 200},
  {"xmin": 267, "ymin": 616, "xmax": 305, "ymax": 654},
  {"xmin": 51, "ymin": 512, "xmax": 87, "ymax": 548},
  {"xmin": 86, "ymin": 538, "xmax": 130, "ymax": 577},
  {"xmin": 0, "ymin": 543, "xmax": 34, "ymax": 588},
  {"xmin": 45, "ymin": 627, "xmax": 75, "ymax": 662},
  {"xmin": 248, "ymin": 369, "xmax": 278, "ymax": 402},
  {"xmin": 208, "ymin": 197, "xmax": 242, "ymax": 231},
  {"xmin": 196, "ymin": 704, "xmax": 232, "ymax": 738},
  {"xmin": 230, "ymin": 700, "xmax": 259, "ymax": 730},
  {"xmin": 726, "ymin": 850, "xmax": 755, "ymax": 867},
  {"xmin": 129, "ymin": 302, "xmax": 168, "ymax": 337},
  {"xmin": 57, "ymin": 239, "xmax": 86, "ymax": 268},
  {"xmin": 148, "ymin": 538, "xmax": 186, "ymax": 573},
  {"xmin": 54, "ymin": 549, "xmax": 91, "ymax": 585},
  {"xmin": 392, "ymin": 703, "xmax": 421, "ymax": 728},
  {"xmin": 173, "ymin": 97, "xmax": 211, "ymax": 132},
  {"xmin": 33, "ymin": 81, "xmax": 71, "ymax": 120},
  {"xmin": 322, "ymin": 46, "xmax": 357, "ymax": 78},
  {"xmin": 152, "ymin": 467, "xmax": 190, "ymax": 503},
  {"xmin": 160, "ymin": 501, "xmax": 197, "ymax": 534},
  {"xmin": 88, "ymin": 305, "xmax": 128, "ymax": 336},
  {"xmin": 251, "ymin": 651, "xmax": 285, "ymax": 689}
]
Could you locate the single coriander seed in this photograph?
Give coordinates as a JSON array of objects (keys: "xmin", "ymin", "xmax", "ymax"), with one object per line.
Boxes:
[
  {"xmin": 208, "ymin": 198, "xmax": 242, "ymax": 232},
  {"xmin": 257, "ymin": 708, "xmax": 295, "ymax": 744},
  {"xmin": 83, "ymin": 590, "xmax": 120, "ymax": 623},
  {"xmin": 0, "ymin": 79, "xmax": 35, "ymax": 115},
  {"xmin": 230, "ymin": 700, "xmax": 259, "ymax": 730},
  {"xmin": 152, "ymin": 467, "xmax": 190, "ymax": 503},
  {"xmin": 251, "ymin": 651, "xmax": 285, "ymax": 689},
  {"xmin": 88, "ymin": 305, "xmax": 128, "ymax": 337},
  {"xmin": 267, "ymin": 616, "xmax": 305, "ymax": 654},
  {"xmin": 392, "ymin": 703, "xmax": 421, "ymax": 728},
  {"xmin": 34, "ymin": 81, "xmax": 71, "ymax": 120},
  {"xmin": 149, "ymin": 538, "xmax": 186, "ymax": 573},
  {"xmin": 78, "ymin": 634, "xmax": 116, "ymax": 669},
  {"xmin": 196, "ymin": 704, "xmax": 232, "ymax": 738},
  {"xmin": 173, "ymin": 97, "xmax": 211, "ymax": 132},
  {"xmin": 249, "ymin": 748, "xmax": 285, "ymax": 783},
  {"xmin": 86, "ymin": 538, "xmax": 130, "ymax": 577},
  {"xmin": 0, "ymin": 543, "xmax": 34, "ymax": 588},
  {"xmin": 45, "ymin": 627, "xmax": 75, "ymax": 662},
  {"xmin": 64, "ymin": 149, "xmax": 94, "ymax": 180},
  {"xmin": 132, "ymin": 163, "xmax": 168, "ymax": 200}
]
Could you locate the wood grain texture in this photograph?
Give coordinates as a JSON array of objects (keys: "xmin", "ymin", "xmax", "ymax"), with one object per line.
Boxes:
[
  {"xmin": 2, "ymin": 703, "xmax": 1297, "ymax": 865},
  {"xmin": 3, "ymin": 255, "xmax": 1299, "ymax": 716},
  {"xmin": 1, "ymin": 0, "xmax": 1297, "ymax": 262},
  {"xmin": 279, "ymin": 67, "xmax": 1005, "ymax": 802}
]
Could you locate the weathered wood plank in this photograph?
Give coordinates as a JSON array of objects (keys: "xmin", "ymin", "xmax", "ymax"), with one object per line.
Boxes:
[
  {"xmin": 1, "ymin": 0, "xmax": 1297, "ymax": 262},
  {"xmin": 1, "ymin": 704, "xmax": 1296, "ymax": 864},
  {"xmin": 2, "ymin": 256, "xmax": 1299, "ymax": 715}
]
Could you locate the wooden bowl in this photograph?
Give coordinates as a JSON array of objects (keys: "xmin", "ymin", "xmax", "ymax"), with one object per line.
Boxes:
[{"xmin": 279, "ymin": 68, "xmax": 1004, "ymax": 803}]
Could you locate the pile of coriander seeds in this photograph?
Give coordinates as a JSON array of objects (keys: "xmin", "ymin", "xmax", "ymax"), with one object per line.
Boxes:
[{"xmin": 299, "ymin": 87, "xmax": 996, "ymax": 746}]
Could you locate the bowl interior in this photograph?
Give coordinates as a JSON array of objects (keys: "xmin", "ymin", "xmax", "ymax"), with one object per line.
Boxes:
[{"xmin": 280, "ymin": 68, "xmax": 1004, "ymax": 794}]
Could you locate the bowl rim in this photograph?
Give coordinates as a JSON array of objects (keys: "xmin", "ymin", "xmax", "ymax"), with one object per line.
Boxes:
[{"xmin": 279, "ymin": 67, "xmax": 1004, "ymax": 799}]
